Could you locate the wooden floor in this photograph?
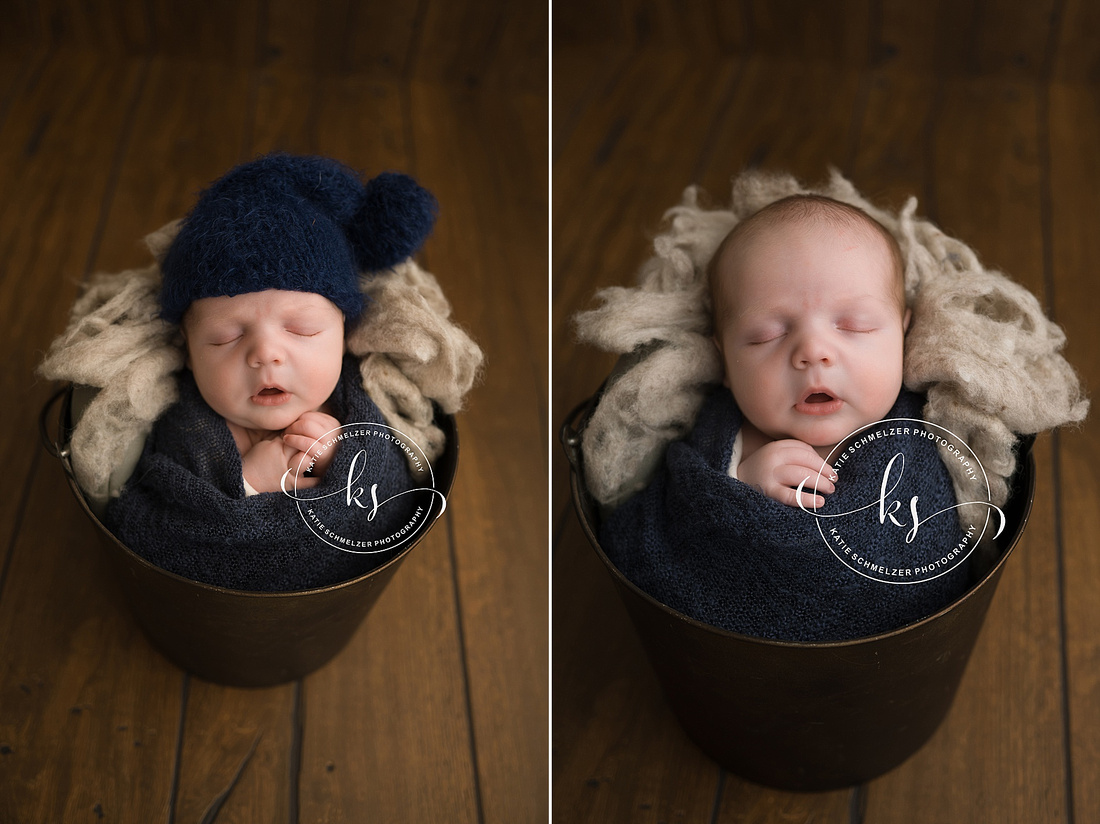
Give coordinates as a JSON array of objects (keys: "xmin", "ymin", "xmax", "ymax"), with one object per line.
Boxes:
[
  {"xmin": 554, "ymin": 2, "xmax": 1100, "ymax": 823},
  {"xmin": 0, "ymin": 4, "xmax": 547, "ymax": 823}
]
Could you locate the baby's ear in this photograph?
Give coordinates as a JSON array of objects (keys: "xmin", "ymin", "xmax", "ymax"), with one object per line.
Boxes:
[
  {"xmin": 711, "ymin": 335, "xmax": 730, "ymax": 388},
  {"xmin": 177, "ymin": 324, "xmax": 192, "ymax": 370}
]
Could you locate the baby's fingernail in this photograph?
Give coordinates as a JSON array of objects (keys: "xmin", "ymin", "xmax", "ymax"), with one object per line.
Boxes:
[{"xmin": 830, "ymin": 472, "xmax": 838, "ymax": 481}]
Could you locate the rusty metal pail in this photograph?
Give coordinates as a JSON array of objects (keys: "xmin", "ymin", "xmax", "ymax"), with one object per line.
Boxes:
[
  {"xmin": 562, "ymin": 394, "xmax": 1035, "ymax": 791},
  {"xmin": 40, "ymin": 386, "xmax": 457, "ymax": 688}
]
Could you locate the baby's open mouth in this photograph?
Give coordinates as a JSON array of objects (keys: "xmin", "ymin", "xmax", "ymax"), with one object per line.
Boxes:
[
  {"xmin": 796, "ymin": 389, "xmax": 842, "ymax": 415},
  {"xmin": 252, "ymin": 385, "xmax": 291, "ymax": 405}
]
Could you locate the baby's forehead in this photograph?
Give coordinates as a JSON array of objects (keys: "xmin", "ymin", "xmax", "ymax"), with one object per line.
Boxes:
[
  {"xmin": 710, "ymin": 209, "xmax": 905, "ymax": 321},
  {"xmin": 182, "ymin": 289, "xmax": 343, "ymax": 328},
  {"xmin": 721, "ymin": 209, "xmax": 895, "ymax": 278}
]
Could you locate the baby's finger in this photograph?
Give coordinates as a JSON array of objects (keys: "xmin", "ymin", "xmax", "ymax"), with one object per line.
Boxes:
[
  {"xmin": 786, "ymin": 448, "xmax": 838, "ymax": 481},
  {"xmin": 283, "ymin": 432, "xmax": 326, "ymax": 458},
  {"xmin": 774, "ymin": 464, "xmax": 835, "ymax": 495},
  {"xmin": 776, "ymin": 483, "xmax": 825, "ymax": 510},
  {"xmin": 772, "ymin": 442, "xmax": 839, "ymax": 476},
  {"xmin": 288, "ymin": 412, "xmax": 341, "ymax": 437},
  {"xmin": 283, "ymin": 420, "xmax": 324, "ymax": 442}
]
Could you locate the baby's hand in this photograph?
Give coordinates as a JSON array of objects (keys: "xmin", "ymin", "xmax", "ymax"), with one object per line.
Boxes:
[
  {"xmin": 241, "ymin": 436, "xmax": 304, "ymax": 494},
  {"xmin": 283, "ymin": 411, "xmax": 342, "ymax": 483},
  {"xmin": 737, "ymin": 439, "xmax": 837, "ymax": 509}
]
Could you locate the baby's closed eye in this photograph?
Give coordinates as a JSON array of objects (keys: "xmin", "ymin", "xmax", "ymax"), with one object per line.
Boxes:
[{"xmin": 836, "ymin": 317, "xmax": 878, "ymax": 333}]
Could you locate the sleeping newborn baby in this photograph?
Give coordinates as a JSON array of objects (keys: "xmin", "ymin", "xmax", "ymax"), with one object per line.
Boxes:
[
  {"xmin": 601, "ymin": 194, "xmax": 974, "ymax": 642},
  {"xmin": 711, "ymin": 194, "xmax": 909, "ymax": 509},
  {"xmin": 182, "ymin": 289, "xmax": 347, "ymax": 497},
  {"xmin": 108, "ymin": 153, "xmax": 439, "ymax": 592}
]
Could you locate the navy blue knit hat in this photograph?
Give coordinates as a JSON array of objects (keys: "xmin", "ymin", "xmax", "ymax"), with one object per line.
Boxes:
[{"xmin": 160, "ymin": 153, "xmax": 437, "ymax": 324}]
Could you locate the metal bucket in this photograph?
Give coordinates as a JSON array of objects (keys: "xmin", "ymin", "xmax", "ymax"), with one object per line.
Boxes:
[
  {"xmin": 562, "ymin": 394, "xmax": 1035, "ymax": 791},
  {"xmin": 40, "ymin": 385, "xmax": 457, "ymax": 688}
]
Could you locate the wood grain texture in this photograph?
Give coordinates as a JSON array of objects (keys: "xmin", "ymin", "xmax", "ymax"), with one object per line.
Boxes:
[
  {"xmin": 411, "ymin": 78, "xmax": 550, "ymax": 823},
  {"xmin": 552, "ymin": 3, "xmax": 1098, "ymax": 821},
  {"xmin": 0, "ymin": 456, "xmax": 182, "ymax": 824},
  {"xmin": 298, "ymin": 530, "xmax": 481, "ymax": 823},
  {"xmin": 0, "ymin": 50, "xmax": 146, "ymax": 570},
  {"xmin": 1048, "ymin": 78, "xmax": 1100, "ymax": 824},
  {"xmin": 2, "ymin": 5, "xmax": 547, "ymax": 822},
  {"xmin": 553, "ymin": 513, "xmax": 725, "ymax": 824},
  {"xmin": 171, "ymin": 680, "xmax": 297, "ymax": 824}
]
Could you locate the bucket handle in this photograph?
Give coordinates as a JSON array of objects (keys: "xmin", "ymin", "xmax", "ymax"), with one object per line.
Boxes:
[
  {"xmin": 39, "ymin": 385, "xmax": 79, "ymax": 483},
  {"xmin": 560, "ymin": 396, "xmax": 595, "ymax": 473}
]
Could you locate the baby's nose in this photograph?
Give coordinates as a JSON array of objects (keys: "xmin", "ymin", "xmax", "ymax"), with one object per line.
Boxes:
[
  {"xmin": 792, "ymin": 333, "xmax": 834, "ymax": 367},
  {"xmin": 248, "ymin": 336, "xmax": 284, "ymax": 366}
]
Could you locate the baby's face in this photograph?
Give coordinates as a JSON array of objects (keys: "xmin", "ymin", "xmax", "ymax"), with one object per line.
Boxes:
[
  {"xmin": 183, "ymin": 289, "xmax": 345, "ymax": 434},
  {"xmin": 712, "ymin": 220, "xmax": 908, "ymax": 452}
]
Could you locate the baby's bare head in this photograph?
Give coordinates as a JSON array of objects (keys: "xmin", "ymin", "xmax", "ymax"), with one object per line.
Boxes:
[
  {"xmin": 708, "ymin": 194, "xmax": 911, "ymax": 450},
  {"xmin": 707, "ymin": 194, "xmax": 906, "ymax": 331}
]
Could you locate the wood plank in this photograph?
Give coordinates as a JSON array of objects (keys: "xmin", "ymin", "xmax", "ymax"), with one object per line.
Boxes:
[
  {"xmin": 691, "ymin": 53, "xmax": 865, "ymax": 194},
  {"xmin": 713, "ymin": 781, "xmax": 853, "ymax": 823},
  {"xmin": 858, "ymin": 75, "xmax": 1069, "ymax": 823},
  {"xmin": 298, "ymin": 531, "xmax": 480, "ymax": 822},
  {"xmin": 410, "ymin": 79, "xmax": 549, "ymax": 822},
  {"xmin": 0, "ymin": 50, "xmax": 145, "ymax": 574},
  {"xmin": 0, "ymin": 443, "xmax": 182, "ymax": 823},
  {"xmin": 747, "ymin": 0, "xmax": 871, "ymax": 67},
  {"xmin": 1048, "ymin": 79, "xmax": 1100, "ymax": 824},
  {"xmin": 0, "ymin": 47, "xmax": 46, "ymax": 128},
  {"xmin": 490, "ymin": 5, "xmax": 549, "ymax": 92},
  {"xmin": 879, "ymin": 0, "xmax": 1057, "ymax": 78},
  {"xmin": 552, "ymin": 513, "xmax": 724, "ymax": 824},
  {"xmin": 171, "ymin": 681, "xmax": 297, "ymax": 824},
  {"xmin": 0, "ymin": 3, "xmax": 41, "ymax": 51},
  {"xmin": 412, "ymin": 0, "xmax": 506, "ymax": 88},
  {"xmin": 1050, "ymin": 0, "xmax": 1100, "ymax": 84},
  {"xmin": 262, "ymin": 0, "xmax": 421, "ymax": 79},
  {"xmin": 89, "ymin": 57, "xmax": 253, "ymax": 273},
  {"xmin": 8, "ymin": 0, "xmax": 149, "ymax": 55},
  {"xmin": 551, "ymin": 43, "xmax": 631, "ymax": 164},
  {"xmin": 553, "ymin": 0, "xmax": 747, "ymax": 57},
  {"xmin": 147, "ymin": 0, "xmax": 261, "ymax": 66},
  {"xmin": 846, "ymin": 69, "xmax": 939, "ymax": 213}
]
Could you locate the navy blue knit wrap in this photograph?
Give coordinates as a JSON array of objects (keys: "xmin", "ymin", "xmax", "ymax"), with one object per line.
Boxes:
[
  {"xmin": 600, "ymin": 388, "xmax": 974, "ymax": 642},
  {"xmin": 107, "ymin": 356, "xmax": 431, "ymax": 592},
  {"xmin": 160, "ymin": 153, "xmax": 438, "ymax": 323}
]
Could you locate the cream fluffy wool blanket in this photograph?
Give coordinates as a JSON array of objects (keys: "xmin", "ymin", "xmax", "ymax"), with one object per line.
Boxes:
[
  {"xmin": 39, "ymin": 221, "xmax": 483, "ymax": 509},
  {"xmin": 575, "ymin": 170, "xmax": 1088, "ymax": 509}
]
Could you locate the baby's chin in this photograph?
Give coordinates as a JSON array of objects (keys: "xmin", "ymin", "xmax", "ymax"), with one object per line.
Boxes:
[{"xmin": 227, "ymin": 409, "xmax": 302, "ymax": 435}]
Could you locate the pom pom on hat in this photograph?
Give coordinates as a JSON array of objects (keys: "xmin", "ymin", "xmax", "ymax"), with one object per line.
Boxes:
[
  {"xmin": 351, "ymin": 172, "xmax": 439, "ymax": 272},
  {"xmin": 160, "ymin": 153, "xmax": 437, "ymax": 324}
]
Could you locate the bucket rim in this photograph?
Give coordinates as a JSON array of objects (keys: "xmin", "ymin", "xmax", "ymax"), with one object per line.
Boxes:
[
  {"xmin": 562, "ymin": 391, "xmax": 1037, "ymax": 651},
  {"xmin": 43, "ymin": 384, "xmax": 459, "ymax": 600}
]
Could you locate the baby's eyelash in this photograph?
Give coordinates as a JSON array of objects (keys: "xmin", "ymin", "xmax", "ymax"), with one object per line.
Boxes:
[{"xmin": 745, "ymin": 327, "xmax": 786, "ymax": 344}]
